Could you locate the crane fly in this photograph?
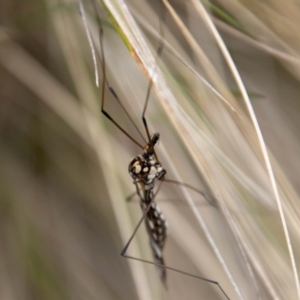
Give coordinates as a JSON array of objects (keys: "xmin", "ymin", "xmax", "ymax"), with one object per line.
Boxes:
[
  {"xmin": 127, "ymin": 132, "xmax": 168, "ymax": 286},
  {"xmin": 79, "ymin": 0, "xmax": 231, "ymax": 299}
]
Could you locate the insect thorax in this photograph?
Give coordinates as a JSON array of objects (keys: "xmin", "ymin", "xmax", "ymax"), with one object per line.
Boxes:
[
  {"xmin": 128, "ymin": 153, "xmax": 166, "ymax": 185},
  {"xmin": 128, "ymin": 132, "xmax": 166, "ymax": 185}
]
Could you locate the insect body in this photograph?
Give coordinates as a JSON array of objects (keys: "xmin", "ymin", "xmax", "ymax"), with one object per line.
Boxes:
[{"xmin": 128, "ymin": 133, "xmax": 168, "ymax": 286}]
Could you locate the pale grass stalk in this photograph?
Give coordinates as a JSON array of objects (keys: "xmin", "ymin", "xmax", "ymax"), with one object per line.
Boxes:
[
  {"xmin": 190, "ymin": 2, "xmax": 300, "ymax": 299},
  {"xmin": 128, "ymin": 5, "xmax": 237, "ymax": 114},
  {"xmin": 127, "ymin": 1, "xmax": 293, "ymax": 298},
  {"xmin": 107, "ymin": 3, "xmax": 300, "ymax": 298},
  {"xmin": 217, "ymin": 197, "xmax": 262, "ymax": 300},
  {"xmin": 228, "ymin": 216, "xmax": 280, "ymax": 300},
  {"xmin": 213, "ymin": 18, "xmax": 300, "ymax": 66},
  {"xmin": 78, "ymin": 0, "xmax": 99, "ymax": 87},
  {"xmin": 215, "ymin": 0, "xmax": 300, "ymax": 79},
  {"xmin": 217, "ymin": 0, "xmax": 299, "ymax": 57},
  {"xmin": 161, "ymin": 0, "xmax": 239, "ymax": 115}
]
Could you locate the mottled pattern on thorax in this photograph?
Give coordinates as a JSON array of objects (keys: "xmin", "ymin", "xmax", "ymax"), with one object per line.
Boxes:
[{"xmin": 128, "ymin": 153, "xmax": 166, "ymax": 185}]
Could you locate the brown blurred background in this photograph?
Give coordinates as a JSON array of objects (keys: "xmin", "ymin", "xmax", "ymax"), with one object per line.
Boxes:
[{"xmin": 1, "ymin": 1, "xmax": 300, "ymax": 299}]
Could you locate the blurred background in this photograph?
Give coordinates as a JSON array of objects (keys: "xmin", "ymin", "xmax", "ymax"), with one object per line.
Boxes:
[{"xmin": 1, "ymin": 0, "xmax": 300, "ymax": 299}]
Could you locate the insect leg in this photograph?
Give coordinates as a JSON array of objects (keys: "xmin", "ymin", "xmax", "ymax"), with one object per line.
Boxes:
[
  {"xmin": 121, "ymin": 182, "xmax": 231, "ymax": 299},
  {"xmin": 86, "ymin": 0, "xmax": 147, "ymax": 148},
  {"xmin": 162, "ymin": 178, "xmax": 217, "ymax": 206}
]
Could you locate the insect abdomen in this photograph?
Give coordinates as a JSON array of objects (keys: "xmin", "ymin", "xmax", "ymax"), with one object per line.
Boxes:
[{"xmin": 141, "ymin": 197, "xmax": 168, "ymax": 286}]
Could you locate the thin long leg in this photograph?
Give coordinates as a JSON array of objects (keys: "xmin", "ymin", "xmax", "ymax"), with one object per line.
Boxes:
[
  {"xmin": 89, "ymin": 0, "xmax": 147, "ymax": 148},
  {"xmin": 126, "ymin": 179, "xmax": 215, "ymax": 206},
  {"xmin": 121, "ymin": 181, "xmax": 164, "ymax": 255},
  {"xmin": 141, "ymin": 5, "xmax": 167, "ymax": 162},
  {"xmin": 141, "ymin": 3, "xmax": 166, "ymax": 119},
  {"xmin": 121, "ymin": 183, "xmax": 230, "ymax": 300},
  {"xmin": 162, "ymin": 179, "xmax": 217, "ymax": 206},
  {"xmin": 121, "ymin": 254, "xmax": 230, "ymax": 300},
  {"xmin": 141, "ymin": 40, "xmax": 164, "ymax": 142},
  {"xmin": 127, "ymin": 194, "xmax": 213, "ymax": 208}
]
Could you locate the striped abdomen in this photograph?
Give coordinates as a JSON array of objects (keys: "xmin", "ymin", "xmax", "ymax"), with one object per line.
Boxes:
[{"xmin": 141, "ymin": 187, "xmax": 168, "ymax": 286}]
